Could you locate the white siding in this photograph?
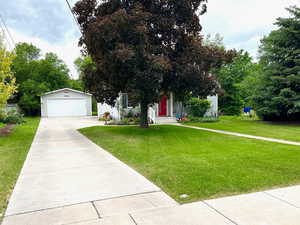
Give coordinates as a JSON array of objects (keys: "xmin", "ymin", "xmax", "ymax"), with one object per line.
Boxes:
[
  {"xmin": 97, "ymin": 103, "xmax": 120, "ymax": 120},
  {"xmin": 41, "ymin": 89, "xmax": 92, "ymax": 117},
  {"xmin": 205, "ymin": 95, "xmax": 218, "ymax": 117}
]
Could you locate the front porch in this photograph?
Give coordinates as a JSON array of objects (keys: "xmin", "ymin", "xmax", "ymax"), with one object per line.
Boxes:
[
  {"xmin": 149, "ymin": 93, "xmax": 177, "ymax": 124},
  {"xmin": 98, "ymin": 92, "xmax": 218, "ymax": 124}
]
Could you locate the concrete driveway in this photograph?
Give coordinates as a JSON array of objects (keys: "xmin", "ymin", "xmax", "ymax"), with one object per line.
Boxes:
[
  {"xmin": 3, "ymin": 117, "xmax": 177, "ymax": 224},
  {"xmin": 4, "ymin": 117, "xmax": 300, "ymax": 225}
]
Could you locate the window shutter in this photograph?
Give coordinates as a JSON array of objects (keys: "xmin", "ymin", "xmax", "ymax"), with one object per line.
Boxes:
[{"xmin": 122, "ymin": 93, "xmax": 128, "ymax": 108}]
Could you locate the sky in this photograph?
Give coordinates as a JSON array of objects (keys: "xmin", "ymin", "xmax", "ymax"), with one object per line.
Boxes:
[{"xmin": 0, "ymin": 0, "xmax": 299, "ymax": 79}]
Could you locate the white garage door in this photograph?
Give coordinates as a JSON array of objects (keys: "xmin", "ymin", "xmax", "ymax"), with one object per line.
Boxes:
[{"xmin": 47, "ymin": 99, "xmax": 87, "ymax": 117}]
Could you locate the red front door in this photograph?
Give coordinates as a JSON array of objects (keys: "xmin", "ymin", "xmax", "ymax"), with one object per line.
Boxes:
[{"xmin": 159, "ymin": 96, "xmax": 167, "ymax": 116}]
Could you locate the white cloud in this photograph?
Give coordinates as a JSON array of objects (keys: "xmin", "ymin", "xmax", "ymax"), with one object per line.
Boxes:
[
  {"xmin": 2, "ymin": 0, "xmax": 82, "ymax": 79},
  {"xmin": 9, "ymin": 28, "xmax": 81, "ymax": 79},
  {"xmin": 3, "ymin": 0, "xmax": 300, "ymax": 78},
  {"xmin": 201, "ymin": 0, "xmax": 300, "ymax": 58}
]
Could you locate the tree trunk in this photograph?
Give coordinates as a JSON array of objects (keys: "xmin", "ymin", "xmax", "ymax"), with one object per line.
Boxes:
[{"xmin": 140, "ymin": 100, "xmax": 149, "ymax": 128}]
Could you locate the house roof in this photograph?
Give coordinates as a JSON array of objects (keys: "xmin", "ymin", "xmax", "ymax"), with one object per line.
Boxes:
[{"xmin": 42, "ymin": 88, "xmax": 92, "ymax": 96}]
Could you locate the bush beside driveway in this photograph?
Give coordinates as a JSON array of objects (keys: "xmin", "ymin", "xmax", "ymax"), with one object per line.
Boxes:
[{"xmin": 0, "ymin": 118, "xmax": 40, "ymax": 218}]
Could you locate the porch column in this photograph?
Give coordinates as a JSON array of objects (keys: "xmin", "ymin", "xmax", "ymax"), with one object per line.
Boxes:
[{"xmin": 170, "ymin": 92, "xmax": 174, "ymax": 117}]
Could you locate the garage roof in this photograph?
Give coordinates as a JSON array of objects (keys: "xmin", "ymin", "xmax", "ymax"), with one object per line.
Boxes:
[{"xmin": 42, "ymin": 88, "xmax": 92, "ymax": 96}]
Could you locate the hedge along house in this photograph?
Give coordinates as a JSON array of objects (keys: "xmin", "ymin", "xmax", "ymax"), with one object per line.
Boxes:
[
  {"xmin": 98, "ymin": 93, "xmax": 218, "ymax": 124},
  {"xmin": 41, "ymin": 88, "xmax": 92, "ymax": 117}
]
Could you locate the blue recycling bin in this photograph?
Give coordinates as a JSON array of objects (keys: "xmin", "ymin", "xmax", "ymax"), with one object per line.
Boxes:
[{"xmin": 244, "ymin": 107, "xmax": 252, "ymax": 113}]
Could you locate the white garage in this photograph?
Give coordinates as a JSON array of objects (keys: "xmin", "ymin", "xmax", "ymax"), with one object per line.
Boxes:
[{"xmin": 41, "ymin": 88, "xmax": 92, "ymax": 117}]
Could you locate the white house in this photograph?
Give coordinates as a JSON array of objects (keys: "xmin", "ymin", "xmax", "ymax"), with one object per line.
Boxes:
[
  {"xmin": 205, "ymin": 95, "xmax": 218, "ymax": 117},
  {"xmin": 41, "ymin": 88, "xmax": 92, "ymax": 117},
  {"xmin": 98, "ymin": 93, "xmax": 218, "ymax": 123}
]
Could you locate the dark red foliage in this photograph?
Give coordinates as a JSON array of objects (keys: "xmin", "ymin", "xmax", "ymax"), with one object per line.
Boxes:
[{"xmin": 73, "ymin": 0, "xmax": 235, "ymax": 127}]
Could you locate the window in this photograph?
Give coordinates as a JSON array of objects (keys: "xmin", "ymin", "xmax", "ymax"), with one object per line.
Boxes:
[{"xmin": 121, "ymin": 93, "xmax": 128, "ymax": 108}]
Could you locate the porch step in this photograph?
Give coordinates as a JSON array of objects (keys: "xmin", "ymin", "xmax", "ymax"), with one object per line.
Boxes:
[{"xmin": 155, "ymin": 117, "xmax": 177, "ymax": 124}]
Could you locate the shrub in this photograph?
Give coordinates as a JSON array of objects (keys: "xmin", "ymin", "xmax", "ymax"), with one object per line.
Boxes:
[
  {"xmin": 107, "ymin": 117, "xmax": 140, "ymax": 126},
  {"xmin": 186, "ymin": 98, "xmax": 211, "ymax": 117},
  {"xmin": 102, "ymin": 112, "xmax": 111, "ymax": 124},
  {"xmin": 126, "ymin": 110, "xmax": 134, "ymax": 118},
  {"xmin": 122, "ymin": 107, "xmax": 141, "ymax": 119},
  {"xmin": 219, "ymin": 97, "xmax": 243, "ymax": 115},
  {"xmin": 0, "ymin": 109, "xmax": 24, "ymax": 124}
]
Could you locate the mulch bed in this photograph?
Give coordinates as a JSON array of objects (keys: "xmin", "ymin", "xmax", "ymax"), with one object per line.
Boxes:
[{"xmin": 0, "ymin": 124, "xmax": 15, "ymax": 136}]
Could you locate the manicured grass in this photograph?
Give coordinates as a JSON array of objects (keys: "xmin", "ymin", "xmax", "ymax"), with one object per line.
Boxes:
[
  {"xmin": 0, "ymin": 118, "xmax": 40, "ymax": 217},
  {"xmin": 184, "ymin": 116, "xmax": 300, "ymax": 142},
  {"xmin": 0, "ymin": 123, "xmax": 4, "ymax": 129},
  {"xmin": 80, "ymin": 125, "xmax": 300, "ymax": 203}
]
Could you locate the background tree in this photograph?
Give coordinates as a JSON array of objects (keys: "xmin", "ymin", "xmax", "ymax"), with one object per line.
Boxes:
[
  {"xmin": 239, "ymin": 62, "xmax": 263, "ymax": 108},
  {"xmin": 0, "ymin": 34, "xmax": 17, "ymax": 107},
  {"xmin": 253, "ymin": 6, "xmax": 300, "ymax": 121},
  {"xmin": 69, "ymin": 79, "xmax": 83, "ymax": 91},
  {"xmin": 74, "ymin": 56, "xmax": 99, "ymax": 112},
  {"xmin": 12, "ymin": 43, "xmax": 73, "ymax": 115},
  {"xmin": 205, "ymin": 34, "xmax": 262, "ymax": 115},
  {"xmin": 74, "ymin": 56, "xmax": 94, "ymax": 91},
  {"xmin": 74, "ymin": 0, "xmax": 235, "ymax": 128},
  {"xmin": 214, "ymin": 51, "xmax": 261, "ymax": 115}
]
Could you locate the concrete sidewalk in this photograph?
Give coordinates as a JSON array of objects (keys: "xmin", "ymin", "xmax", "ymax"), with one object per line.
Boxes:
[
  {"xmin": 2, "ymin": 117, "xmax": 177, "ymax": 224},
  {"xmin": 180, "ymin": 124, "xmax": 300, "ymax": 146},
  {"xmin": 3, "ymin": 118, "xmax": 300, "ymax": 225}
]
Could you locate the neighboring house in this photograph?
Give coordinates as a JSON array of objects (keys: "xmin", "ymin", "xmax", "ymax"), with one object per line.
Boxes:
[
  {"xmin": 41, "ymin": 88, "xmax": 92, "ymax": 117},
  {"xmin": 98, "ymin": 93, "xmax": 218, "ymax": 124}
]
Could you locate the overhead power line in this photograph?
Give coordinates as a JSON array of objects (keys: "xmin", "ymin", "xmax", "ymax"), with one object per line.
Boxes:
[
  {"xmin": 0, "ymin": 21, "xmax": 13, "ymax": 50},
  {"xmin": 0, "ymin": 13, "xmax": 16, "ymax": 48},
  {"xmin": 65, "ymin": 0, "xmax": 82, "ymax": 34}
]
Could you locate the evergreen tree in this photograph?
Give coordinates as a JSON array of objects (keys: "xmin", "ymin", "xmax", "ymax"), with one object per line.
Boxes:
[{"xmin": 253, "ymin": 6, "xmax": 300, "ymax": 121}]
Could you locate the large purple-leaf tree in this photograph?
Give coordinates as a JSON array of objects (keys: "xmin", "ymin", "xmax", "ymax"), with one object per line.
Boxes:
[{"xmin": 73, "ymin": 0, "xmax": 235, "ymax": 128}]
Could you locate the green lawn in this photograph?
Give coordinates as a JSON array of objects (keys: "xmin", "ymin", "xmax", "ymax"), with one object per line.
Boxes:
[
  {"xmin": 0, "ymin": 118, "xmax": 40, "ymax": 217},
  {"xmin": 184, "ymin": 116, "xmax": 300, "ymax": 142},
  {"xmin": 80, "ymin": 125, "xmax": 300, "ymax": 203},
  {"xmin": 0, "ymin": 123, "xmax": 5, "ymax": 129}
]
